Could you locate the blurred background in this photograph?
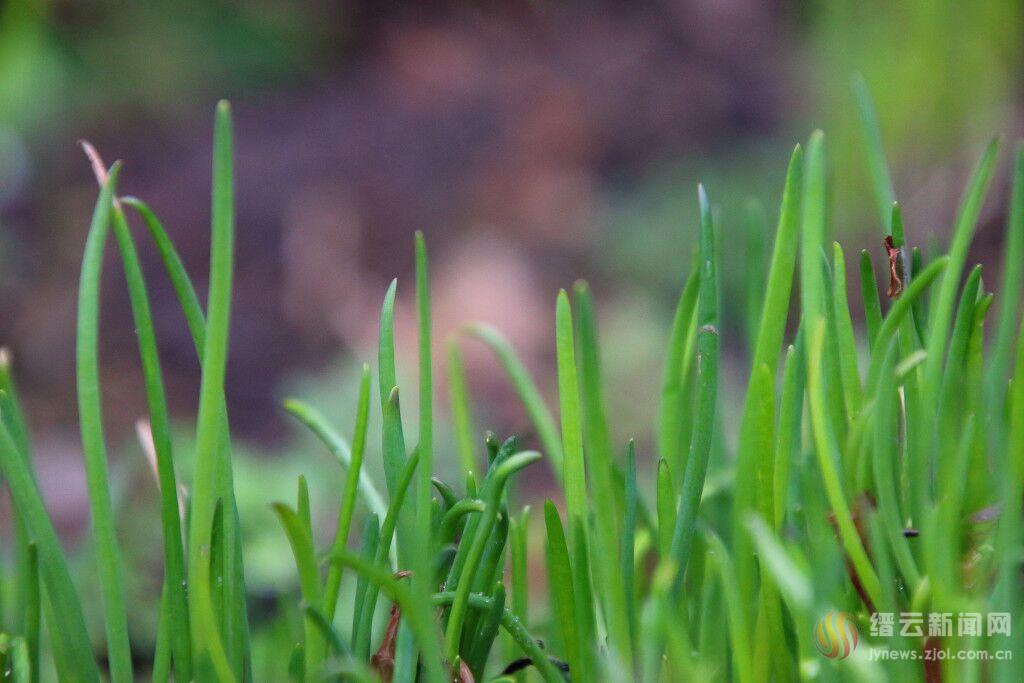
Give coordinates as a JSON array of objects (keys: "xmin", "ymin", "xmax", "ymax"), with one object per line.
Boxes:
[{"xmin": 0, "ymin": 0, "xmax": 1022, "ymax": 671}]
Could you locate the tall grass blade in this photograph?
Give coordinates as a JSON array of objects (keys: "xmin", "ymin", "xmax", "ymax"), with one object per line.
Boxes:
[
  {"xmin": 272, "ymin": 502, "xmax": 325, "ymax": 679},
  {"xmin": 658, "ymin": 260, "xmax": 699, "ymax": 484},
  {"xmin": 555, "ymin": 290, "xmax": 586, "ymax": 542},
  {"xmin": 852, "ymin": 74, "xmax": 896, "ymax": 231},
  {"xmin": 108, "ymin": 202, "xmax": 191, "ymax": 681},
  {"xmin": 571, "ymin": 280, "xmax": 630, "ymax": 663},
  {"xmin": 446, "ymin": 339, "xmax": 478, "ymax": 475},
  {"xmin": 186, "ymin": 100, "xmax": 237, "ymax": 683},
  {"xmin": 667, "ymin": 184, "xmax": 720, "ymax": 597},
  {"xmin": 75, "ymin": 162, "xmax": 133, "ymax": 682},
  {"xmin": 985, "ymin": 143, "xmax": 1024, "ymax": 447}
]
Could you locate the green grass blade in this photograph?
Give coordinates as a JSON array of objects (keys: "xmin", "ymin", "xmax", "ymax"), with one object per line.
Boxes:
[
  {"xmin": 864, "ymin": 256, "xmax": 950, "ymax": 395},
  {"xmin": 871, "ymin": 341, "xmax": 922, "ymax": 590},
  {"xmin": 508, "ymin": 506, "xmax": 530, "ymax": 653},
  {"xmin": 301, "ymin": 602, "xmax": 349, "ymax": 657},
  {"xmin": 75, "ymin": 162, "xmax": 133, "ymax": 682},
  {"xmin": 0, "ymin": 420, "xmax": 100, "ymax": 681},
  {"xmin": 186, "ymin": 100, "xmax": 237, "ymax": 683},
  {"xmin": 465, "ymin": 581, "xmax": 505, "ymax": 678},
  {"xmin": 985, "ymin": 142, "xmax": 1024, "ymax": 446},
  {"xmin": 859, "ymin": 251, "xmax": 883, "ymax": 349},
  {"xmin": 658, "ymin": 259, "xmax": 700, "ymax": 484},
  {"xmin": 23, "ymin": 542, "xmax": 38, "ymax": 683},
  {"xmin": 667, "ymin": 184, "xmax": 720, "ymax": 598},
  {"xmin": 281, "ymin": 398, "xmax": 387, "ymax": 522},
  {"xmin": 120, "ymin": 198, "xmax": 206, "ymax": 348},
  {"xmin": 570, "ymin": 518, "xmax": 598, "ymax": 681},
  {"xmin": 832, "ymin": 242, "xmax": 864, "ymax": 417},
  {"xmin": 330, "ymin": 550, "xmax": 446, "ymax": 683},
  {"xmin": 412, "ymin": 232, "xmax": 435, "ymax": 664},
  {"xmin": 921, "ymin": 138, "xmax": 999, "ymax": 404},
  {"xmin": 444, "ymin": 451, "xmax": 540, "ymax": 661},
  {"xmin": 120, "ymin": 191, "xmax": 250, "ymax": 678},
  {"xmin": 153, "ymin": 584, "xmax": 172, "ymax": 683},
  {"xmin": 621, "ymin": 441, "xmax": 638, "ymax": 660},
  {"xmin": 322, "ymin": 363, "xmax": 372, "ymax": 620},
  {"xmin": 701, "ymin": 527, "xmax": 752, "ymax": 683},
  {"xmin": 431, "ymin": 592, "xmax": 565, "ymax": 683},
  {"xmin": 852, "ymin": 74, "xmax": 896, "ymax": 231},
  {"xmin": 732, "ymin": 361, "xmax": 776, "ymax": 609},
  {"xmin": 351, "ymin": 514, "xmax": 380, "ymax": 657},
  {"xmin": 0, "ymin": 351, "xmax": 31, "ymax": 461},
  {"xmin": 555, "ymin": 289, "xmax": 586, "ymax": 542},
  {"xmin": 807, "ymin": 318, "xmax": 882, "ymax": 609},
  {"xmin": 465, "ymin": 324, "xmax": 564, "ymax": 477},
  {"xmin": 353, "ymin": 451, "xmax": 420, "ymax": 657},
  {"xmin": 799, "ymin": 131, "xmax": 827, "ymax": 325},
  {"xmin": 655, "ymin": 459, "xmax": 674, "ymax": 559},
  {"xmin": 991, "ymin": 311, "xmax": 1024, "ymax": 682},
  {"xmin": 543, "ymin": 500, "xmax": 579, "ymax": 679},
  {"xmin": 272, "ymin": 502, "xmax": 324, "ymax": 680},
  {"xmin": 109, "ymin": 204, "xmax": 191, "ymax": 681},
  {"xmin": 773, "ymin": 338, "xmax": 804, "ymax": 528},
  {"xmin": 572, "ymin": 280, "xmax": 630, "ymax": 663},
  {"xmin": 743, "ymin": 200, "xmax": 769, "ymax": 353},
  {"xmin": 750, "ymin": 144, "xmax": 804, "ymax": 377},
  {"xmin": 446, "ymin": 339, "xmax": 478, "ymax": 475}
]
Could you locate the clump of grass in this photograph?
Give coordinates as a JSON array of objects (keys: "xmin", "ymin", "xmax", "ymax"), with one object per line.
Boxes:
[{"xmin": 0, "ymin": 83, "xmax": 1023, "ymax": 682}]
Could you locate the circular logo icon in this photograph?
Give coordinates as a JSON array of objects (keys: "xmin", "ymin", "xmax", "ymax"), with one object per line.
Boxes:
[{"xmin": 814, "ymin": 611, "xmax": 859, "ymax": 660}]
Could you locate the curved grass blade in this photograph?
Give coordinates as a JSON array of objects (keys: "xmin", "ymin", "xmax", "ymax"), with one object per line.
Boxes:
[
  {"xmin": 921, "ymin": 138, "xmax": 999, "ymax": 405},
  {"xmin": 281, "ymin": 398, "xmax": 387, "ymax": 521},
  {"xmin": 464, "ymin": 324, "xmax": 563, "ymax": 477},
  {"xmin": 353, "ymin": 451, "xmax": 420, "ymax": 658},
  {"xmin": 302, "ymin": 602, "xmax": 349, "ymax": 657},
  {"xmin": 75, "ymin": 161, "xmax": 133, "ymax": 682},
  {"xmin": 109, "ymin": 203, "xmax": 191, "ymax": 681},
  {"xmin": 863, "ymin": 256, "xmax": 950, "ymax": 396},
  {"xmin": 0, "ymin": 420, "xmax": 100, "ymax": 681},
  {"xmin": 322, "ymin": 363, "xmax": 373, "ymax": 620},
  {"xmin": 123, "ymin": 190, "xmax": 250, "ymax": 679},
  {"xmin": 329, "ymin": 550, "xmax": 446, "ymax": 683},
  {"xmin": 807, "ymin": 319, "xmax": 882, "ymax": 609},
  {"xmin": 444, "ymin": 451, "xmax": 541, "ymax": 661}
]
